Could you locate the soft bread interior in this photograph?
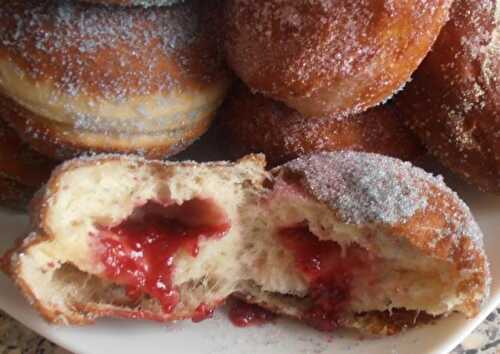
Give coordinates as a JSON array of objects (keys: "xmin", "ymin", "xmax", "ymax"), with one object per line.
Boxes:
[
  {"xmin": 239, "ymin": 179, "xmax": 466, "ymax": 317},
  {"xmin": 13, "ymin": 156, "xmax": 267, "ymax": 323},
  {"xmin": 6, "ymin": 156, "xmax": 478, "ymax": 329}
]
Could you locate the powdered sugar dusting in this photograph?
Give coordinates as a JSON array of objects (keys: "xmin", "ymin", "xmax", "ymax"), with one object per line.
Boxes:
[
  {"xmin": 0, "ymin": 0, "xmax": 225, "ymax": 100},
  {"xmin": 283, "ymin": 151, "xmax": 430, "ymax": 225},
  {"xmin": 283, "ymin": 151, "xmax": 486, "ymax": 253},
  {"xmin": 482, "ymin": 0, "xmax": 500, "ymax": 85},
  {"xmin": 225, "ymin": 0, "xmax": 452, "ymax": 115},
  {"xmin": 399, "ymin": 0, "xmax": 500, "ymax": 192},
  {"xmin": 220, "ymin": 85, "xmax": 422, "ymax": 165}
]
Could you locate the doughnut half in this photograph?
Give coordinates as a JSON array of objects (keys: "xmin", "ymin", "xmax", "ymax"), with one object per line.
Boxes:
[
  {"xmin": 0, "ymin": 0, "xmax": 231, "ymax": 159},
  {"xmin": 2, "ymin": 152, "xmax": 489, "ymax": 335}
]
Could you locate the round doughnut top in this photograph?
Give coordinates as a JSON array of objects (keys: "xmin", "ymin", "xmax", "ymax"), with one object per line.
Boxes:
[
  {"xmin": 84, "ymin": 0, "xmax": 184, "ymax": 7},
  {"xmin": 280, "ymin": 151, "xmax": 483, "ymax": 249},
  {"xmin": 225, "ymin": 0, "xmax": 452, "ymax": 115},
  {"xmin": 0, "ymin": 0, "xmax": 226, "ymax": 100}
]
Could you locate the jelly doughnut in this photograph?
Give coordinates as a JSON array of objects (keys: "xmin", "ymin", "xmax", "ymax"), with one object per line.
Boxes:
[
  {"xmin": 218, "ymin": 84, "xmax": 423, "ymax": 166},
  {"xmin": 2, "ymin": 152, "xmax": 489, "ymax": 335},
  {"xmin": 396, "ymin": 0, "xmax": 500, "ymax": 193},
  {"xmin": 224, "ymin": 0, "xmax": 453, "ymax": 117},
  {"xmin": 0, "ymin": 0, "xmax": 231, "ymax": 159}
]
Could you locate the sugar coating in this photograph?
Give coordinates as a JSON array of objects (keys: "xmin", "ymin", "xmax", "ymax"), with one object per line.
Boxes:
[
  {"xmin": 435, "ymin": 0, "xmax": 498, "ymax": 146},
  {"xmin": 399, "ymin": 0, "xmax": 500, "ymax": 191},
  {"xmin": 283, "ymin": 151, "xmax": 429, "ymax": 225},
  {"xmin": 282, "ymin": 151, "xmax": 485, "ymax": 251},
  {"xmin": 225, "ymin": 0, "xmax": 453, "ymax": 114},
  {"xmin": 0, "ymin": 0, "xmax": 225, "ymax": 100},
  {"xmin": 219, "ymin": 85, "xmax": 422, "ymax": 165}
]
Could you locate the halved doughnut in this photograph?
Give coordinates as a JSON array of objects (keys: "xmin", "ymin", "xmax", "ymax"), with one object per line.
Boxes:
[{"xmin": 2, "ymin": 152, "xmax": 489, "ymax": 335}]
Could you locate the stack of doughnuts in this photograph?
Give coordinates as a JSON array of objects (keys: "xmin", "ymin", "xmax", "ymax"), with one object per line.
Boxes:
[
  {"xmin": 221, "ymin": 0, "xmax": 500, "ymax": 194},
  {"xmin": 0, "ymin": 0, "xmax": 498, "ymax": 211},
  {"xmin": 0, "ymin": 0, "xmax": 496, "ymax": 336},
  {"xmin": 0, "ymin": 0, "xmax": 231, "ymax": 160}
]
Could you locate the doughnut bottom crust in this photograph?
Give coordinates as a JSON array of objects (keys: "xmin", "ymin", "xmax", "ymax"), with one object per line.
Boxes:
[
  {"xmin": 218, "ymin": 85, "xmax": 424, "ymax": 166},
  {"xmin": 0, "ymin": 94, "xmax": 217, "ymax": 160}
]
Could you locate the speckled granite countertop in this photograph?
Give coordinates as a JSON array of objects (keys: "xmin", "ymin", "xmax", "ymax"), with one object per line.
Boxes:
[{"xmin": 0, "ymin": 310, "xmax": 498, "ymax": 354}]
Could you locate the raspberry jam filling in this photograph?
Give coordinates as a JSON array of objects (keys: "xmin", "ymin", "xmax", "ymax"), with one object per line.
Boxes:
[
  {"xmin": 96, "ymin": 198, "xmax": 230, "ymax": 316},
  {"xmin": 192, "ymin": 303, "xmax": 215, "ymax": 323},
  {"xmin": 229, "ymin": 299, "xmax": 276, "ymax": 327},
  {"xmin": 278, "ymin": 223, "xmax": 373, "ymax": 331}
]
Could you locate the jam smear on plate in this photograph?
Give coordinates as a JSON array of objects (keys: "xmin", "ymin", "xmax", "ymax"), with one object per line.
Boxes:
[
  {"xmin": 192, "ymin": 303, "xmax": 215, "ymax": 323},
  {"xmin": 229, "ymin": 299, "xmax": 276, "ymax": 327}
]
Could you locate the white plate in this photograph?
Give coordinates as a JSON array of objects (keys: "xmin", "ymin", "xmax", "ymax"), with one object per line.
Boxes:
[{"xmin": 0, "ymin": 141, "xmax": 498, "ymax": 354}]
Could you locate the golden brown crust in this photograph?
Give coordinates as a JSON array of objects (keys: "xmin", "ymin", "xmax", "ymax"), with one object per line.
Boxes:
[
  {"xmin": 341, "ymin": 310, "xmax": 437, "ymax": 336},
  {"xmin": 218, "ymin": 84, "xmax": 424, "ymax": 166},
  {"xmin": 396, "ymin": 0, "xmax": 500, "ymax": 193},
  {"xmin": 224, "ymin": 0, "xmax": 453, "ymax": 117},
  {"xmin": 235, "ymin": 292, "xmax": 437, "ymax": 336},
  {"xmin": 0, "ymin": 94, "xmax": 213, "ymax": 160}
]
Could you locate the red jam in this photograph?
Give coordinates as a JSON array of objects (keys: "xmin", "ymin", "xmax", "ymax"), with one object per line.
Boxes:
[
  {"xmin": 192, "ymin": 303, "xmax": 215, "ymax": 323},
  {"xmin": 278, "ymin": 224, "xmax": 372, "ymax": 331},
  {"xmin": 97, "ymin": 199, "xmax": 230, "ymax": 315},
  {"xmin": 229, "ymin": 300, "xmax": 276, "ymax": 327}
]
